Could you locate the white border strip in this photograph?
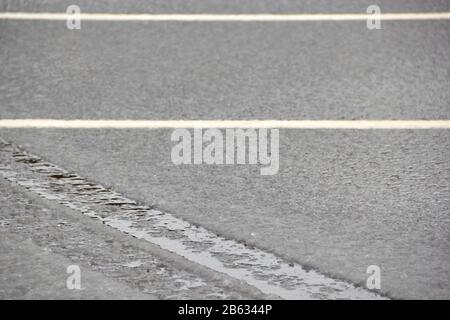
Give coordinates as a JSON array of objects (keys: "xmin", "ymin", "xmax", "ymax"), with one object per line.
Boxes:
[
  {"xmin": 1, "ymin": 12, "xmax": 450, "ymax": 21},
  {"xmin": 0, "ymin": 119, "xmax": 450, "ymax": 129}
]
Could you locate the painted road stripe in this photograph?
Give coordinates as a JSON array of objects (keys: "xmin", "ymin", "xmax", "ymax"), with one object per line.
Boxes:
[
  {"xmin": 0, "ymin": 119, "xmax": 450, "ymax": 129},
  {"xmin": 0, "ymin": 12, "xmax": 450, "ymax": 21},
  {"xmin": 0, "ymin": 138, "xmax": 386, "ymax": 299}
]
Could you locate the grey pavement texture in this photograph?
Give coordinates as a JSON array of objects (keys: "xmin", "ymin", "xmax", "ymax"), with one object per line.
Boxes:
[
  {"xmin": 0, "ymin": 177, "xmax": 154, "ymax": 300},
  {"xmin": 1, "ymin": 19, "xmax": 449, "ymax": 120},
  {"xmin": 1, "ymin": 0, "xmax": 450, "ymax": 299},
  {"xmin": 0, "ymin": 232, "xmax": 151, "ymax": 300},
  {"xmin": 1, "ymin": 129, "xmax": 449, "ymax": 299},
  {"xmin": 0, "ymin": 177, "xmax": 259, "ymax": 300}
]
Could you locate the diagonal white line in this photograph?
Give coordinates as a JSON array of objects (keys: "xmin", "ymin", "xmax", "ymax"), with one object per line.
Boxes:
[
  {"xmin": 0, "ymin": 139, "xmax": 388, "ymax": 299},
  {"xmin": 0, "ymin": 119, "xmax": 450, "ymax": 129},
  {"xmin": 0, "ymin": 12, "xmax": 450, "ymax": 21}
]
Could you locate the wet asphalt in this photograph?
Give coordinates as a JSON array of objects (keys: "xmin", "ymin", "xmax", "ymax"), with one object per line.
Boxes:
[{"xmin": 0, "ymin": 0, "xmax": 449, "ymax": 299}]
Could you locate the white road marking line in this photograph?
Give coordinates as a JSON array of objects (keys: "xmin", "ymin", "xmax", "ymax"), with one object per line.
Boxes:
[
  {"xmin": 1, "ymin": 119, "xmax": 450, "ymax": 129},
  {"xmin": 0, "ymin": 12, "xmax": 450, "ymax": 21}
]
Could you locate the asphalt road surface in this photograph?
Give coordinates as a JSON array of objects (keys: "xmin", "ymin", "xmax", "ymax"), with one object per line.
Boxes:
[{"xmin": 0, "ymin": 0, "xmax": 449, "ymax": 299}]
